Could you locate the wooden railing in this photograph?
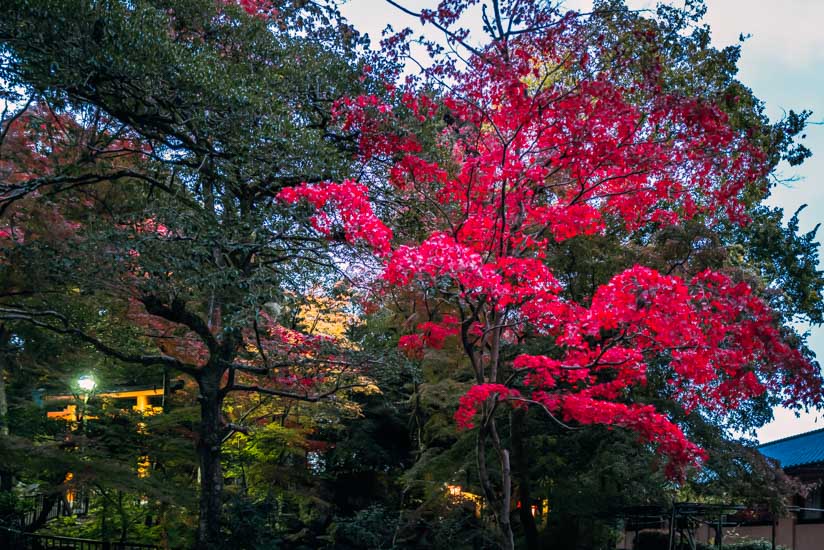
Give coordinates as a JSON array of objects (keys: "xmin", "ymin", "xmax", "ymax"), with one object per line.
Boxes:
[
  {"xmin": 0, "ymin": 527, "xmax": 159, "ymax": 549},
  {"xmin": 22, "ymin": 490, "xmax": 90, "ymax": 529}
]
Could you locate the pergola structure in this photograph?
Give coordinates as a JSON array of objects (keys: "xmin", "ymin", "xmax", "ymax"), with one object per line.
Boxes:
[{"xmin": 623, "ymin": 502, "xmax": 749, "ymax": 550}]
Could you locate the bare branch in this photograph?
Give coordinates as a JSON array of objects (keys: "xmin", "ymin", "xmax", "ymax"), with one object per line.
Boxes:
[
  {"xmin": 508, "ymin": 397, "xmax": 580, "ymax": 431},
  {"xmin": 384, "ymin": 0, "xmax": 484, "ymax": 57}
]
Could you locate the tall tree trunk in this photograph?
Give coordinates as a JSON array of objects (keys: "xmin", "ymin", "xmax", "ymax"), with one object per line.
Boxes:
[
  {"xmin": 511, "ymin": 408, "xmax": 540, "ymax": 550},
  {"xmin": 0, "ymin": 324, "xmax": 12, "ymax": 492},
  {"xmin": 118, "ymin": 490, "xmax": 128, "ymax": 543},
  {"xmin": 0, "ymin": 354, "xmax": 7, "ymax": 439},
  {"xmin": 0, "ymin": 324, "xmax": 9, "ymax": 438},
  {"xmin": 196, "ymin": 366, "xmax": 225, "ymax": 548}
]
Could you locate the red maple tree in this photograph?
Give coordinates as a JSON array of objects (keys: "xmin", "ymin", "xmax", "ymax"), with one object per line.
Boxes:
[{"xmin": 278, "ymin": 2, "xmax": 823, "ymax": 547}]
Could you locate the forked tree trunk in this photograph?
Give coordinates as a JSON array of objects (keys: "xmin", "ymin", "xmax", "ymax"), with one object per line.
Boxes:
[
  {"xmin": 477, "ymin": 417, "xmax": 515, "ymax": 550},
  {"xmin": 491, "ymin": 420, "xmax": 514, "ymax": 550},
  {"xmin": 470, "ymin": 315, "xmax": 517, "ymax": 550}
]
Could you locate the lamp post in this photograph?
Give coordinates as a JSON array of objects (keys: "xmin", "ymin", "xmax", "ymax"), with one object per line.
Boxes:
[{"xmin": 76, "ymin": 375, "xmax": 96, "ymax": 429}]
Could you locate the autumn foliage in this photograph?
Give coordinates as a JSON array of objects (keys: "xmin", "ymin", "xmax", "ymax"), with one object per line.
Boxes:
[
  {"xmin": 278, "ymin": 5, "xmax": 823, "ymax": 480},
  {"xmin": 2, "ymin": 0, "xmax": 823, "ymax": 547}
]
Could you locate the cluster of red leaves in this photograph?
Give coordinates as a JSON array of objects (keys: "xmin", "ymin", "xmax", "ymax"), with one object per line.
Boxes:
[
  {"xmin": 398, "ymin": 314, "xmax": 462, "ymax": 359},
  {"xmin": 232, "ymin": 0, "xmax": 278, "ymax": 19},
  {"xmin": 454, "ymin": 383, "xmax": 520, "ymax": 430},
  {"xmin": 278, "ymin": 180, "xmax": 392, "ymax": 256},
  {"xmin": 0, "ymin": 104, "xmax": 148, "ymax": 247},
  {"xmin": 394, "ymin": 262, "xmax": 823, "ymax": 473}
]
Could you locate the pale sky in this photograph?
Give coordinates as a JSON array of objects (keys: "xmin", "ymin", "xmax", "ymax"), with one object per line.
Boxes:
[
  {"xmin": 699, "ymin": 0, "xmax": 824, "ymax": 443},
  {"xmin": 340, "ymin": 0, "xmax": 824, "ymax": 443}
]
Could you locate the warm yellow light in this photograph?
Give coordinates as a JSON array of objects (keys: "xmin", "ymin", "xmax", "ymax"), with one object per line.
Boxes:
[
  {"xmin": 137, "ymin": 455, "xmax": 151, "ymax": 478},
  {"xmin": 447, "ymin": 484, "xmax": 462, "ymax": 497},
  {"xmin": 64, "ymin": 472, "xmax": 76, "ymax": 505}
]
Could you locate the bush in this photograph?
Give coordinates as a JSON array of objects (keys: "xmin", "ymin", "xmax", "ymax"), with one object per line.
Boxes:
[
  {"xmin": 330, "ymin": 505, "xmax": 398, "ymax": 550},
  {"xmin": 721, "ymin": 543, "xmax": 788, "ymax": 550},
  {"xmin": 221, "ymin": 495, "xmax": 282, "ymax": 550},
  {"xmin": 0, "ymin": 491, "xmax": 30, "ymax": 529}
]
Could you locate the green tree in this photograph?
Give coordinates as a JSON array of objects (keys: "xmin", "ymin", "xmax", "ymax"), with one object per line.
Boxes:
[{"xmin": 0, "ymin": 1, "xmax": 377, "ymax": 545}]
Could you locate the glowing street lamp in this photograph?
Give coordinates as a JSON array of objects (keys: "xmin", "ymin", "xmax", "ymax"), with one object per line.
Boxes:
[
  {"xmin": 76, "ymin": 375, "xmax": 97, "ymax": 428},
  {"xmin": 77, "ymin": 375, "xmax": 97, "ymax": 393}
]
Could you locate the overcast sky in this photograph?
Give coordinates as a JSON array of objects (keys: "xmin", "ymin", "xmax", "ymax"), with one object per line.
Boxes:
[
  {"xmin": 698, "ymin": 0, "xmax": 824, "ymax": 443},
  {"xmin": 340, "ymin": 0, "xmax": 824, "ymax": 443}
]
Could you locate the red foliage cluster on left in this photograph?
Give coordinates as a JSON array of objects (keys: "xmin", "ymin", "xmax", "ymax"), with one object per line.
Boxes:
[{"xmin": 0, "ymin": 104, "xmax": 144, "ymax": 244}]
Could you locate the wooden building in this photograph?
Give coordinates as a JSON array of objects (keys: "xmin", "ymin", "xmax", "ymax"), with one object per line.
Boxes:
[{"xmin": 620, "ymin": 428, "xmax": 824, "ymax": 550}]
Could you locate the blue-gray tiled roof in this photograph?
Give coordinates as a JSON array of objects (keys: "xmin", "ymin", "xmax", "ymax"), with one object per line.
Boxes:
[{"xmin": 759, "ymin": 428, "xmax": 824, "ymax": 469}]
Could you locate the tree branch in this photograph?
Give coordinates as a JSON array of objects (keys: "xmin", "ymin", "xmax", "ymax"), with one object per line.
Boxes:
[
  {"xmin": 0, "ymin": 96, "xmax": 34, "ymax": 152},
  {"xmin": 140, "ymin": 296, "xmax": 218, "ymax": 355},
  {"xmin": 384, "ymin": 0, "xmax": 484, "ymax": 57},
  {"xmin": 0, "ymin": 306, "xmax": 200, "ymax": 376},
  {"xmin": 225, "ymin": 382, "xmax": 368, "ymax": 402},
  {"xmin": 0, "ymin": 169, "xmax": 179, "ymax": 216}
]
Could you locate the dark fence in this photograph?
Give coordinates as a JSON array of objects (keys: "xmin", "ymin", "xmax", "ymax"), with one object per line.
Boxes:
[
  {"xmin": 0, "ymin": 528, "xmax": 159, "ymax": 549},
  {"xmin": 22, "ymin": 491, "xmax": 90, "ymax": 529}
]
